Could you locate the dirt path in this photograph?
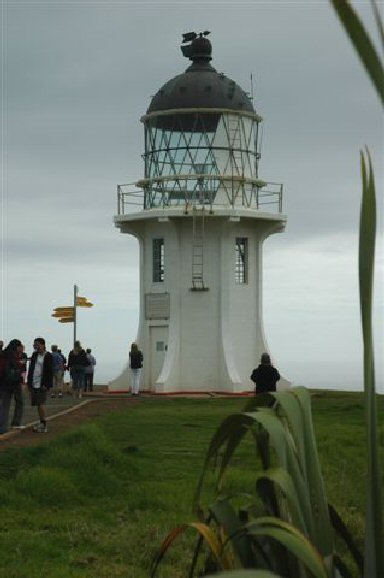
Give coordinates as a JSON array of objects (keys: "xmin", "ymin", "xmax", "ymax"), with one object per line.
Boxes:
[{"xmin": 0, "ymin": 398, "xmax": 137, "ymax": 451}]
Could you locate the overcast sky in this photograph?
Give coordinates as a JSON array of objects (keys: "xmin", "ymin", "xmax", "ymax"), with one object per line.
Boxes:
[{"xmin": 1, "ymin": 1, "xmax": 383, "ymax": 390}]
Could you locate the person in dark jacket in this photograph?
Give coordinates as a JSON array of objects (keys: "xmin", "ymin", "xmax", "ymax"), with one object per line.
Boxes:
[
  {"xmin": 251, "ymin": 352, "xmax": 280, "ymax": 394},
  {"xmin": 27, "ymin": 337, "xmax": 53, "ymax": 433},
  {"xmin": 129, "ymin": 343, "xmax": 143, "ymax": 395},
  {"xmin": 0, "ymin": 339, "xmax": 24, "ymax": 434},
  {"xmin": 68, "ymin": 341, "xmax": 88, "ymax": 399}
]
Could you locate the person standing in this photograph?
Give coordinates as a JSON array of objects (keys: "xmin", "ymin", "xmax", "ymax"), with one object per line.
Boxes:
[
  {"xmin": 11, "ymin": 342, "xmax": 26, "ymax": 428},
  {"xmin": 0, "ymin": 339, "xmax": 24, "ymax": 433},
  {"xmin": 51, "ymin": 345, "xmax": 65, "ymax": 398},
  {"xmin": 84, "ymin": 348, "xmax": 96, "ymax": 392},
  {"xmin": 27, "ymin": 337, "xmax": 53, "ymax": 433},
  {"xmin": 20, "ymin": 345, "xmax": 28, "ymax": 385},
  {"xmin": 68, "ymin": 341, "xmax": 88, "ymax": 399},
  {"xmin": 129, "ymin": 343, "xmax": 143, "ymax": 395},
  {"xmin": 251, "ymin": 352, "xmax": 280, "ymax": 395},
  {"xmin": 58, "ymin": 349, "xmax": 67, "ymax": 366},
  {"xmin": 58, "ymin": 349, "xmax": 68, "ymax": 393}
]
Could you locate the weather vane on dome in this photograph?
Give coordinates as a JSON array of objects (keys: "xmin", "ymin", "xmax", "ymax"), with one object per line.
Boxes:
[{"xmin": 181, "ymin": 31, "xmax": 211, "ymax": 60}]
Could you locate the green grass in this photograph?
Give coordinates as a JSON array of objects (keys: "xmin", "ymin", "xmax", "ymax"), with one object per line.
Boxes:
[{"xmin": 0, "ymin": 393, "xmax": 382, "ymax": 577}]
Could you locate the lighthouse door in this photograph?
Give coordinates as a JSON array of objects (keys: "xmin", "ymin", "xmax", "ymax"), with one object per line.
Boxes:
[{"xmin": 149, "ymin": 326, "xmax": 168, "ymax": 388}]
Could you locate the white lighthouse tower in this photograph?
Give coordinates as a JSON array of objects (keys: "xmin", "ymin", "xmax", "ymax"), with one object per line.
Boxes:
[{"xmin": 111, "ymin": 32, "xmax": 287, "ymax": 393}]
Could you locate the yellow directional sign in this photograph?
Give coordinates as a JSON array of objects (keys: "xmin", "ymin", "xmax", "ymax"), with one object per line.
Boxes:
[
  {"xmin": 52, "ymin": 305, "xmax": 74, "ymax": 323},
  {"xmin": 76, "ymin": 296, "xmax": 93, "ymax": 307},
  {"xmin": 52, "ymin": 312, "xmax": 73, "ymax": 318},
  {"xmin": 51, "ymin": 288, "xmax": 93, "ymax": 335},
  {"xmin": 52, "ymin": 307, "xmax": 74, "ymax": 316}
]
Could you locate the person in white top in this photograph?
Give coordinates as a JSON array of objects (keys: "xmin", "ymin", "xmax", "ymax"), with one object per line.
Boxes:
[{"xmin": 27, "ymin": 337, "xmax": 53, "ymax": 433}]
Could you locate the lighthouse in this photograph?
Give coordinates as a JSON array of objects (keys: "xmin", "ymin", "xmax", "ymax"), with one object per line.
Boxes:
[{"xmin": 111, "ymin": 32, "xmax": 287, "ymax": 393}]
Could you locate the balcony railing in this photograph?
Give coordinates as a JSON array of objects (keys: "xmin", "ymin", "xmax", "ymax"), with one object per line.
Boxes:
[{"xmin": 116, "ymin": 179, "xmax": 283, "ymax": 216}]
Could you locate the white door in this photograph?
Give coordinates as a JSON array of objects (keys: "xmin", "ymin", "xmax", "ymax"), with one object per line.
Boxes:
[{"xmin": 149, "ymin": 326, "xmax": 168, "ymax": 389}]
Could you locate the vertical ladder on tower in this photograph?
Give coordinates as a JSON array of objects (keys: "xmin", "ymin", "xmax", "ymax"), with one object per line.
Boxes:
[
  {"xmin": 227, "ymin": 115, "xmax": 242, "ymax": 205},
  {"xmin": 191, "ymin": 207, "xmax": 208, "ymax": 291}
]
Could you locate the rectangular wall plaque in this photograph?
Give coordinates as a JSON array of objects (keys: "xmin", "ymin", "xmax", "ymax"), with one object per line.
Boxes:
[{"xmin": 145, "ymin": 293, "xmax": 170, "ymax": 320}]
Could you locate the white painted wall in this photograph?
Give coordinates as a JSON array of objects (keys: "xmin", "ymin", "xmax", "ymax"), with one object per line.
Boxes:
[{"xmin": 110, "ymin": 208, "xmax": 286, "ymax": 393}]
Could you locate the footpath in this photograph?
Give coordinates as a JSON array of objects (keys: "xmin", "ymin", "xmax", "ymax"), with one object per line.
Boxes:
[
  {"xmin": 0, "ymin": 393, "xmax": 139, "ymax": 450},
  {"xmin": 0, "ymin": 389, "xmax": 253, "ymax": 447},
  {"xmin": 0, "ymin": 392, "xmax": 87, "ymax": 441}
]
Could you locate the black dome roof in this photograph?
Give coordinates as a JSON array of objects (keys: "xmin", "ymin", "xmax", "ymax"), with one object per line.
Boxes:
[{"xmin": 147, "ymin": 34, "xmax": 254, "ymax": 115}]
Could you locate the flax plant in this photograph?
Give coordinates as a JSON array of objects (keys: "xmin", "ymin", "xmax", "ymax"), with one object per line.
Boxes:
[
  {"xmin": 151, "ymin": 389, "xmax": 359, "ymax": 577},
  {"xmin": 151, "ymin": 2, "xmax": 383, "ymax": 576},
  {"xmin": 330, "ymin": 1, "xmax": 384, "ymax": 574}
]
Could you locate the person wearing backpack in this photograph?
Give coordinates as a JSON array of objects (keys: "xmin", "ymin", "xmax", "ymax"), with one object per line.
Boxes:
[
  {"xmin": 68, "ymin": 341, "xmax": 88, "ymax": 399},
  {"xmin": 51, "ymin": 345, "xmax": 65, "ymax": 398},
  {"xmin": 0, "ymin": 339, "xmax": 24, "ymax": 434},
  {"xmin": 129, "ymin": 343, "xmax": 143, "ymax": 396}
]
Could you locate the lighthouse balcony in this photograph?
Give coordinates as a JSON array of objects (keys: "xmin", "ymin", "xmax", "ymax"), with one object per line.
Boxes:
[{"xmin": 116, "ymin": 177, "xmax": 283, "ymax": 215}]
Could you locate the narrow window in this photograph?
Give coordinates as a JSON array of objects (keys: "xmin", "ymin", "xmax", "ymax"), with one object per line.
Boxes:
[
  {"xmin": 235, "ymin": 238, "xmax": 248, "ymax": 284},
  {"xmin": 153, "ymin": 239, "xmax": 164, "ymax": 282}
]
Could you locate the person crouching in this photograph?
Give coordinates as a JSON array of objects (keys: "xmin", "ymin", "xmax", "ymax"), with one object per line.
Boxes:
[{"xmin": 251, "ymin": 352, "xmax": 280, "ymax": 395}]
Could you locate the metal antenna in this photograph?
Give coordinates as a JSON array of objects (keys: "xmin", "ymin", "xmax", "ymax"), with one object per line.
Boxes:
[{"xmin": 250, "ymin": 73, "xmax": 254, "ymax": 101}]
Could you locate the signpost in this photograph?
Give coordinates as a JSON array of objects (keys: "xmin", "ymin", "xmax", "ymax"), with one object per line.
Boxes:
[{"xmin": 52, "ymin": 284, "xmax": 93, "ymax": 346}]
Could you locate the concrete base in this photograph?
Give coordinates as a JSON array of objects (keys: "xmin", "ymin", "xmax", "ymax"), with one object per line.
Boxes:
[{"xmin": 108, "ymin": 365, "xmax": 291, "ymax": 394}]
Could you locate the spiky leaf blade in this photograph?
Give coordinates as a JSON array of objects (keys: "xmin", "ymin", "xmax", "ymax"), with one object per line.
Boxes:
[
  {"xmin": 194, "ymin": 414, "xmax": 253, "ymax": 514},
  {"xmin": 289, "ymin": 388, "xmax": 334, "ymax": 560},
  {"xmin": 244, "ymin": 517, "xmax": 328, "ymax": 578},
  {"xmin": 246, "ymin": 409, "xmax": 316, "ymax": 540},
  {"xmin": 330, "ymin": 0, "xmax": 384, "ymax": 105},
  {"xmin": 359, "ymin": 149, "xmax": 384, "ymax": 577},
  {"xmin": 209, "ymin": 498, "xmax": 256, "ymax": 568},
  {"xmin": 255, "ymin": 467, "xmax": 308, "ymax": 535}
]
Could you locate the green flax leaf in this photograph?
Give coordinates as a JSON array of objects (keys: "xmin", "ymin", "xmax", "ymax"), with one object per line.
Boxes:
[
  {"xmin": 244, "ymin": 517, "xmax": 329, "ymax": 578},
  {"xmin": 359, "ymin": 149, "xmax": 384, "ymax": 578},
  {"xmin": 330, "ymin": 0, "xmax": 384, "ymax": 105},
  {"xmin": 255, "ymin": 467, "xmax": 308, "ymax": 535},
  {"xmin": 209, "ymin": 497, "xmax": 255, "ymax": 568},
  {"xmin": 289, "ymin": 388, "xmax": 334, "ymax": 560},
  {"xmin": 194, "ymin": 413, "xmax": 253, "ymax": 514},
  {"xmin": 370, "ymin": 0, "xmax": 384, "ymax": 52},
  {"xmin": 246, "ymin": 408, "xmax": 317, "ymax": 543}
]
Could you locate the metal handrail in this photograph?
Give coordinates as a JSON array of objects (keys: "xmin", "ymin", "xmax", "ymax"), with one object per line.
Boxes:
[{"xmin": 116, "ymin": 181, "xmax": 283, "ymax": 215}]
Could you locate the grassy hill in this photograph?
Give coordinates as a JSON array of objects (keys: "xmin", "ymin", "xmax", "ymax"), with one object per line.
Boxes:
[{"xmin": 0, "ymin": 392, "xmax": 382, "ymax": 577}]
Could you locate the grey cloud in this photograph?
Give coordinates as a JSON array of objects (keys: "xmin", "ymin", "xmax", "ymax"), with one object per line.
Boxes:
[{"xmin": 2, "ymin": 2, "xmax": 383, "ymax": 386}]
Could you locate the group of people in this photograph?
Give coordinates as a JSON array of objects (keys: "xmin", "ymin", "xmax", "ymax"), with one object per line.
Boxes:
[
  {"xmin": 0, "ymin": 334, "xmax": 279, "ymax": 434},
  {"xmin": 0, "ymin": 338, "xmax": 96, "ymax": 435}
]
